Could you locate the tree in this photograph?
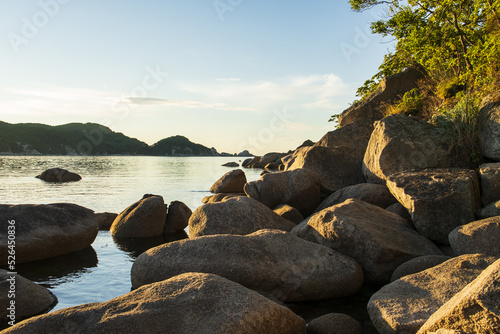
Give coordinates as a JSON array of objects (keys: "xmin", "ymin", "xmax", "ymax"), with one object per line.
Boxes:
[{"xmin": 351, "ymin": 0, "xmax": 500, "ymax": 100}]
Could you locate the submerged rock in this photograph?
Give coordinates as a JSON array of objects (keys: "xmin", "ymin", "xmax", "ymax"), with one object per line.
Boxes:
[
  {"xmin": 4, "ymin": 272, "xmax": 306, "ymax": 334},
  {"xmin": 0, "ymin": 270, "xmax": 57, "ymax": 326},
  {"xmin": 35, "ymin": 168, "xmax": 81, "ymax": 182},
  {"xmin": 131, "ymin": 229, "xmax": 363, "ymax": 302},
  {"xmin": 0, "ymin": 203, "xmax": 98, "ymax": 264}
]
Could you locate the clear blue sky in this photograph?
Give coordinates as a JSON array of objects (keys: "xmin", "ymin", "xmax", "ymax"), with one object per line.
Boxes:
[{"xmin": 0, "ymin": 0, "xmax": 393, "ymax": 155}]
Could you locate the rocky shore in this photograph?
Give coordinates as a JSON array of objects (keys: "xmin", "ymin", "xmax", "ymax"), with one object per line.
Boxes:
[{"xmin": 1, "ymin": 68, "xmax": 500, "ymax": 333}]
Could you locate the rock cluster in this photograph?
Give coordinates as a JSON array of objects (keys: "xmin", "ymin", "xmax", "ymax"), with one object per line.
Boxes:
[{"xmin": 8, "ymin": 68, "xmax": 500, "ymax": 333}]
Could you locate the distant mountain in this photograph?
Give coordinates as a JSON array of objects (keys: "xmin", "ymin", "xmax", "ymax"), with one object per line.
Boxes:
[
  {"xmin": 0, "ymin": 121, "xmax": 220, "ymax": 156},
  {"xmin": 149, "ymin": 135, "xmax": 217, "ymax": 156}
]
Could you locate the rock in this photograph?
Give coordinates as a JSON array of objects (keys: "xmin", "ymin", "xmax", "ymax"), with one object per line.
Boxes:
[
  {"xmin": 427, "ymin": 330, "xmax": 471, "ymax": 334},
  {"xmin": 385, "ymin": 202, "xmax": 413, "ymax": 224},
  {"xmin": 221, "ymin": 161, "xmax": 239, "ymax": 167},
  {"xmin": 363, "ymin": 114, "xmax": 451, "ymax": 183},
  {"xmin": 209, "ymin": 169, "xmax": 247, "ymax": 194},
  {"xmin": 5, "ymin": 272, "xmax": 306, "ymax": 334},
  {"xmin": 110, "ymin": 195, "xmax": 166, "ymax": 239},
  {"xmin": 390, "ymin": 255, "xmax": 451, "ymax": 282},
  {"xmin": 265, "ymin": 162, "xmax": 280, "ymax": 170},
  {"xmin": 261, "ymin": 152, "xmax": 285, "ymax": 165},
  {"xmin": 244, "ymin": 168, "xmax": 322, "ymax": 216},
  {"xmin": 479, "ymin": 97, "xmax": 500, "ymax": 161},
  {"xmin": 35, "ymin": 168, "xmax": 82, "ymax": 182},
  {"xmin": 284, "ymin": 120, "xmax": 373, "ymax": 192},
  {"xmin": 368, "ymin": 254, "xmax": 497, "ymax": 334},
  {"xmin": 292, "ymin": 199, "xmax": 442, "ymax": 284},
  {"xmin": 131, "ymin": 229, "xmax": 364, "ymax": 302},
  {"xmin": 273, "ymin": 204, "xmax": 304, "ymax": 224},
  {"xmin": 296, "ymin": 139, "xmax": 314, "ymax": 149},
  {"xmin": 476, "ymin": 200, "xmax": 500, "ymax": 219},
  {"xmin": 338, "ymin": 65, "xmax": 428, "ymax": 126},
  {"xmin": 314, "ymin": 183, "xmax": 398, "ymax": 213},
  {"xmin": 95, "ymin": 212, "xmax": 118, "ymax": 230},
  {"xmin": 449, "ymin": 216, "xmax": 500, "ymax": 257},
  {"xmin": 386, "ymin": 168, "xmax": 481, "ymax": 244},
  {"xmin": 201, "ymin": 193, "xmax": 245, "ymax": 204},
  {"xmin": 479, "ymin": 163, "xmax": 500, "ymax": 205},
  {"xmin": 307, "ymin": 313, "xmax": 363, "ymax": 334},
  {"xmin": 242, "ymin": 156, "xmax": 263, "ymax": 168},
  {"xmin": 163, "ymin": 201, "xmax": 191, "ymax": 235},
  {"xmin": 0, "ymin": 270, "xmax": 57, "ymax": 326},
  {"xmin": 417, "ymin": 258, "xmax": 500, "ymax": 334},
  {"xmin": 0, "ymin": 203, "xmax": 98, "ymax": 264},
  {"xmin": 189, "ymin": 197, "xmax": 296, "ymax": 237}
]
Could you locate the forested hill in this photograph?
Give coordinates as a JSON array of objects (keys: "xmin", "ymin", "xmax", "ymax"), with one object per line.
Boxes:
[{"xmin": 0, "ymin": 121, "xmax": 218, "ymax": 156}]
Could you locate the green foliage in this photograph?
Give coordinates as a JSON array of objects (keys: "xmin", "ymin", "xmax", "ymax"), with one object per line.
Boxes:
[
  {"xmin": 387, "ymin": 88, "xmax": 425, "ymax": 116},
  {"xmin": 348, "ymin": 0, "xmax": 500, "ymax": 102},
  {"xmin": 433, "ymin": 94, "xmax": 484, "ymax": 168}
]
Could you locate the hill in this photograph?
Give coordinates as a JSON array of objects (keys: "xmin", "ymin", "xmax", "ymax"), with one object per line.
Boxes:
[
  {"xmin": 149, "ymin": 135, "xmax": 217, "ymax": 156},
  {"xmin": 0, "ymin": 121, "xmax": 217, "ymax": 156}
]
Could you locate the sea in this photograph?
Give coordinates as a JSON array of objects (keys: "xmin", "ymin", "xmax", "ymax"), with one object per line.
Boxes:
[{"xmin": 0, "ymin": 155, "xmax": 263, "ymax": 312}]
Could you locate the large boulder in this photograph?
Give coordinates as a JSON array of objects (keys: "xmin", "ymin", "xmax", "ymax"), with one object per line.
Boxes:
[
  {"xmin": 189, "ymin": 197, "xmax": 296, "ymax": 237},
  {"xmin": 163, "ymin": 201, "xmax": 191, "ymax": 235},
  {"xmin": 390, "ymin": 255, "xmax": 451, "ymax": 282},
  {"xmin": 209, "ymin": 169, "xmax": 247, "ymax": 194},
  {"xmin": 291, "ymin": 199, "xmax": 442, "ymax": 284},
  {"xmin": 417, "ymin": 258, "xmax": 500, "ymax": 334},
  {"xmin": 479, "ymin": 162, "xmax": 500, "ymax": 205},
  {"xmin": 131, "ymin": 229, "xmax": 364, "ymax": 302},
  {"xmin": 368, "ymin": 254, "xmax": 497, "ymax": 334},
  {"xmin": 363, "ymin": 114, "xmax": 451, "ymax": 184},
  {"xmin": 283, "ymin": 120, "xmax": 373, "ymax": 192},
  {"xmin": 4, "ymin": 272, "xmax": 306, "ymax": 334},
  {"xmin": 0, "ymin": 204, "xmax": 98, "ymax": 264},
  {"xmin": 260, "ymin": 152, "xmax": 286, "ymax": 165},
  {"xmin": 386, "ymin": 168, "xmax": 481, "ymax": 244},
  {"xmin": 449, "ymin": 216, "xmax": 500, "ymax": 257},
  {"xmin": 201, "ymin": 193, "xmax": 245, "ymax": 204},
  {"xmin": 314, "ymin": 183, "xmax": 398, "ymax": 213},
  {"xmin": 110, "ymin": 195, "xmax": 167, "ymax": 239},
  {"xmin": 244, "ymin": 168, "xmax": 322, "ymax": 216},
  {"xmin": 1, "ymin": 270, "xmax": 57, "ymax": 326},
  {"xmin": 337, "ymin": 65, "xmax": 428, "ymax": 127},
  {"xmin": 35, "ymin": 168, "xmax": 81, "ymax": 182},
  {"xmin": 479, "ymin": 97, "xmax": 500, "ymax": 161}
]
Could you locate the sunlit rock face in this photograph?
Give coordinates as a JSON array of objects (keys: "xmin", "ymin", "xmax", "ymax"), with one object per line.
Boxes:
[
  {"xmin": 3, "ymin": 272, "xmax": 307, "ymax": 334},
  {"xmin": 368, "ymin": 254, "xmax": 497, "ymax": 334},
  {"xmin": 417, "ymin": 258, "xmax": 500, "ymax": 334}
]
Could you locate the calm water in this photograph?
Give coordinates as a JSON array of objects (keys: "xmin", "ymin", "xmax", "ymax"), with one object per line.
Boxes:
[{"xmin": 0, "ymin": 156, "xmax": 262, "ymax": 312}]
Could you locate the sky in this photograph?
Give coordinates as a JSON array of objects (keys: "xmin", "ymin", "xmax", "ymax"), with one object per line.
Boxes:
[{"xmin": 0, "ymin": 0, "xmax": 394, "ymax": 155}]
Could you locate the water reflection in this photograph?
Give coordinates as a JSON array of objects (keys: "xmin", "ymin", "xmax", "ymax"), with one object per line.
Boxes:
[
  {"xmin": 6, "ymin": 247, "xmax": 98, "ymax": 287},
  {"xmin": 113, "ymin": 231, "xmax": 188, "ymax": 260}
]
